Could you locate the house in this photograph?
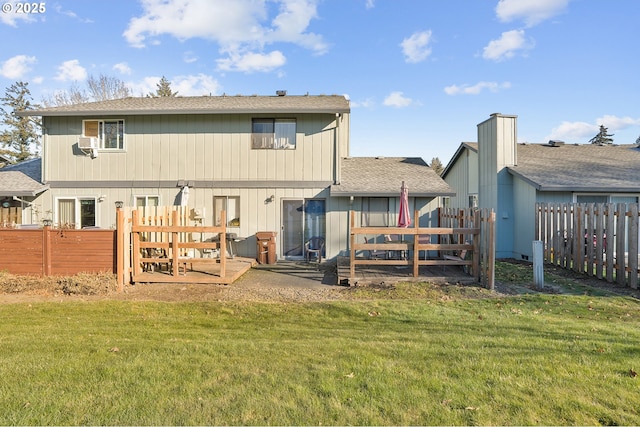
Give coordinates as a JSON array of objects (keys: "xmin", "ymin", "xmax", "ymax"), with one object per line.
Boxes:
[
  {"xmin": 15, "ymin": 93, "xmax": 453, "ymax": 260},
  {"xmin": 0, "ymin": 158, "xmax": 49, "ymax": 222},
  {"xmin": 443, "ymin": 113, "xmax": 640, "ymax": 260}
]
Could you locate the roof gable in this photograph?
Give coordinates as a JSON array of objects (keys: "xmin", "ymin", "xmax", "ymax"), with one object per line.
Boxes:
[
  {"xmin": 331, "ymin": 157, "xmax": 454, "ymax": 197},
  {"xmin": 0, "ymin": 158, "xmax": 48, "ymax": 196}
]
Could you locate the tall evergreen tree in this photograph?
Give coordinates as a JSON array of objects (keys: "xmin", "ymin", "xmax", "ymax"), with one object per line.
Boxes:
[
  {"xmin": 0, "ymin": 81, "xmax": 41, "ymax": 163},
  {"xmin": 430, "ymin": 157, "xmax": 444, "ymax": 175},
  {"xmin": 149, "ymin": 76, "xmax": 178, "ymax": 97},
  {"xmin": 589, "ymin": 124, "xmax": 614, "ymax": 145}
]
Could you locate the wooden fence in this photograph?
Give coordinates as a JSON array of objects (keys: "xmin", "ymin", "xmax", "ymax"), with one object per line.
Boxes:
[
  {"xmin": 350, "ymin": 208, "xmax": 496, "ymax": 288},
  {"xmin": 535, "ymin": 202, "xmax": 640, "ymax": 288},
  {"xmin": 123, "ymin": 206, "xmax": 228, "ymax": 284},
  {"xmin": 0, "ymin": 207, "xmax": 21, "ymax": 227},
  {"xmin": 0, "ymin": 227, "xmax": 116, "ymax": 276}
]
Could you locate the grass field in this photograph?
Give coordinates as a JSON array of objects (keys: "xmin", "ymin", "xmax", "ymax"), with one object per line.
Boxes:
[{"xmin": 0, "ymin": 264, "xmax": 639, "ymax": 425}]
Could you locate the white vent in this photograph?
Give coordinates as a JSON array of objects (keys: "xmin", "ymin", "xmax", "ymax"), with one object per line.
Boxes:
[{"xmin": 78, "ymin": 137, "xmax": 98, "ymax": 150}]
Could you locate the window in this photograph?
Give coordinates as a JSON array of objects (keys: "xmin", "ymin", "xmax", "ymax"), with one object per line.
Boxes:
[
  {"xmin": 251, "ymin": 119, "xmax": 296, "ymax": 149},
  {"xmin": 56, "ymin": 197, "xmax": 96, "ymax": 228},
  {"xmin": 83, "ymin": 119, "xmax": 125, "ymax": 150},
  {"xmin": 215, "ymin": 196, "xmax": 240, "ymax": 227},
  {"xmin": 442, "ymin": 196, "xmax": 451, "ymax": 209},
  {"xmin": 469, "ymin": 194, "xmax": 478, "ymax": 209},
  {"xmin": 135, "ymin": 195, "xmax": 159, "ymax": 208},
  {"xmin": 362, "ymin": 197, "xmax": 389, "ymax": 227}
]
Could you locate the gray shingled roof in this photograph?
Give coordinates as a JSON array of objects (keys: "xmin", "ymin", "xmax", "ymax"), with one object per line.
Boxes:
[
  {"xmin": 331, "ymin": 157, "xmax": 455, "ymax": 197},
  {"xmin": 509, "ymin": 143, "xmax": 640, "ymax": 192},
  {"xmin": 18, "ymin": 95, "xmax": 350, "ymax": 117},
  {"xmin": 0, "ymin": 158, "xmax": 48, "ymax": 196}
]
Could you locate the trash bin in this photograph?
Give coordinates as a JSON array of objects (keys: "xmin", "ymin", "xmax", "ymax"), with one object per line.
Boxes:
[{"xmin": 255, "ymin": 231, "xmax": 277, "ymax": 264}]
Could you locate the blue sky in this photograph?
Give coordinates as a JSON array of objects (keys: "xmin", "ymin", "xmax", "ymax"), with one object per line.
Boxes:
[{"xmin": 1, "ymin": 0, "xmax": 639, "ymax": 164}]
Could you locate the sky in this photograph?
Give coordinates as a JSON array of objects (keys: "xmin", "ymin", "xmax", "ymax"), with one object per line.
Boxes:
[{"xmin": 1, "ymin": 0, "xmax": 639, "ymax": 165}]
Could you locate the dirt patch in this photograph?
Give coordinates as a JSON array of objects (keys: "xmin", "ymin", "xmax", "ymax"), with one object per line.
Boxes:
[{"xmin": 1, "ymin": 259, "xmax": 638, "ymax": 304}]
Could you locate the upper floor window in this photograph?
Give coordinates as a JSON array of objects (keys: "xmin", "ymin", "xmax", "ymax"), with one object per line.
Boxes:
[
  {"xmin": 83, "ymin": 119, "xmax": 125, "ymax": 150},
  {"xmin": 251, "ymin": 119, "xmax": 296, "ymax": 149}
]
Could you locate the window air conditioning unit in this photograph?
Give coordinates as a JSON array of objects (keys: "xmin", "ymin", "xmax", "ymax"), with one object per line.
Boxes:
[{"xmin": 78, "ymin": 137, "xmax": 98, "ymax": 150}]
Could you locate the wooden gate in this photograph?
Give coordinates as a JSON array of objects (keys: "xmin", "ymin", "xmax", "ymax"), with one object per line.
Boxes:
[{"xmin": 116, "ymin": 206, "xmax": 230, "ymax": 286}]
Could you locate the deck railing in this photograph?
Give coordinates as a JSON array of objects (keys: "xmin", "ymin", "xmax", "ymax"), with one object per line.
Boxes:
[{"xmin": 349, "ymin": 209, "xmax": 495, "ymax": 288}]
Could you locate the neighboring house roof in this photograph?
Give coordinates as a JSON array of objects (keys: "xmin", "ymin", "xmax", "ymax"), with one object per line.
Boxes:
[
  {"xmin": 508, "ymin": 143, "xmax": 640, "ymax": 192},
  {"xmin": 330, "ymin": 157, "xmax": 455, "ymax": 197},
  {"xmin": 441, "ymin": 142, "xmax": 477, "ymax": 179},
  {"xmin": 0, "ymin": 158, "xmax": 49, "ymax": 196},
  {"xmin": 17, "ymin": 94, "xmax": 351, "ymax": 117}
]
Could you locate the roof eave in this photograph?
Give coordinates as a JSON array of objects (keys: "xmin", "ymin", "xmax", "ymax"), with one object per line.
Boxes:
[
  {"xmin": 17, "ymin": 108, "xmax": 350, "ymax": 117},
  {"xmin": 0, "ymin": 184, "xmax": 49, "ymax": 197}
]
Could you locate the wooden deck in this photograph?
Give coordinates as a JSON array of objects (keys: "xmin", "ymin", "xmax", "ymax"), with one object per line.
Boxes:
[
  {"xmin": 132, "ymin": 256, "xmax": 256, "ymax": 284},
  {"xmin": 337, "ymin": 256, "xmax": 477, "ymax": 286}
]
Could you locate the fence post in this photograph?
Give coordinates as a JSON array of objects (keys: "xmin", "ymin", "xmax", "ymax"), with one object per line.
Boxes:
[
  {"xmin": 116, "ymin": 207, "xmax": 124, "ymax": 291},
  {"xmin": 628, "ymin": 204, "xmax": 638, "ymax": 289},
  {"xmin": 533, "ymin": 240, "xmax": 544, "ymax": 290},
  {"xmin": 43, "ymin": 225, "xmax": 52, "ymax": 276},
  {"xmin": 616, "ymin": 203, "xmax": 626, "ymax": 286},
  {"xmin": 487, "ymin": 210, "xmax": 496, "ymax": 290}
]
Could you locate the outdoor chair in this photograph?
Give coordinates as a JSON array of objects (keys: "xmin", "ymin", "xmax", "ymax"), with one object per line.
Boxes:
[
  {"xmin": 417, "ymin": 234, "xmax": 431, "ymax": 260},
  {"xmin": 304, "ymin": 236, "xmax": 325, "ymax": 263},
  {"xmin": 364, "ymin": 236, "xmax": 387, "ymax": 260}
]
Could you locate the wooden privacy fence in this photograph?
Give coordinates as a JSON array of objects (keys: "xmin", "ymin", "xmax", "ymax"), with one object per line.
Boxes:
[
  {"xmin": 350, "ymin": 208, "xmax": 496, "ymax": 289},
  {"xmin": 0, "ymin": 207, "xmax": 21, "ymax": 227},
  {"xmin": 535, "ymin": 202, "xmax": 640, "ymax": 288},
  {"xmin": 117, "ymin": 206, "xmax": 229, "ymax": 285},
  {"xmin": 0, "ymin": 227, "xmax": 116, "ymax": 276}
]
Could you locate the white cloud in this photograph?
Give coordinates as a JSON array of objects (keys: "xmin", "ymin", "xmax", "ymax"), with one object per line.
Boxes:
[
  {"xmin": 53, "ymin": 4, "xmax": 94, "ymax": 23},
  {"xmin": 400, "ymin": 30, "xmax": 433, "ymax": 63},
  {"xmin": 548, "ymin": 121, "xmax": 597, "ymax": 141},
  {"xmin": 123, "ymin": 0, "xmax": 326, "ymax": 73},
  {"xmin": 55, "ymin": 59, "xmax": 88, "ymax": 81},
  {"xmin": 548, "ymin": 115, "xmax": 640, "ymax": 142},
  {"xmin": 383, "ymin": 91, "xmax": 413, "ymax": 108},
  {"xmin": 113, "ymin": 62, "xmax": 132, "ymax": 75},
  {"xmin": 183, "ymin": 51, "xmax": 199, "ymax": 63},
  {"xmin": 496, "ymin": 0, "xmax": 570, "ymax": 27},
  {"xmin": 172, "ymin": 74, "xmax": 222, "ymax": 96},
  {"xmin": 217, "ymin": 50, "xmax": 286, "ymax": 73},
  {"xmin": 0, "ymin": 55, "xmax": 37, "ymax": 79},
  {"xmin": 349, "ymin": 97, "xmax": 374, "ymax": 108},
  {"xmin": 365, "ymin": 0, "xmax": 375, "ymax": 9},
  {"xmin": 482, "ymin": 29, "xmax": 533, "ymax": 61},
  {"xmin": 595, "ymin": 115, "xmax": 640, "ymax": 130},
  {"xmin": 131, "ymin": 74, "xmax": 222, "ymax": 97},
  {"xmin": 0, "ymin": 6, "xmax": 37, "ymax": 26},
  {"xmin": 444, "ymin": 81, "xmax": 511, "ymax": 95}
]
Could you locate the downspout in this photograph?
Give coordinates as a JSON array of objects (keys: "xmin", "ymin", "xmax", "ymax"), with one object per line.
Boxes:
[{"xmin": 334, "ymin": 113, "xmax": 341, "ymax": 185}]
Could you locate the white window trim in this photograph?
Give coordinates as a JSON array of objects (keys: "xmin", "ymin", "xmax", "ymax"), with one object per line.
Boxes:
[
  {"xmin": 54, "ymin": 196, "xmax": 99, "ymax": 229},
  {"xmin": 215, "ymin": 195, "xmax": 241, "ymax": 228},
  {"xmin": 133, "ymin": 195, "xmax": 160, "ymax": 207},
  {"xmin": 82, "ymin": 119, "xmax": 126, "ymax": 151},
  {"xmin": 251, "ymin": 118, "xmax": 297, "ymax": 150}
]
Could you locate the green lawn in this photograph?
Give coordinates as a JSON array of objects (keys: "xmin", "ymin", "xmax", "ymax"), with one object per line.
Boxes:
[{"xmin": 0, "ymin": 278, "xmax": 639, "ymax": 425}]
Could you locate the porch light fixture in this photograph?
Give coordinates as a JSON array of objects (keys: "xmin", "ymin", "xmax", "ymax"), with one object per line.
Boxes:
[
  {"xmin": 1, "ymin": 201, "xmax": 9, "ymax": 208},
  {"xmin": 115, "ymin": 201, "xmax": 124, "ymax": 209}
]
